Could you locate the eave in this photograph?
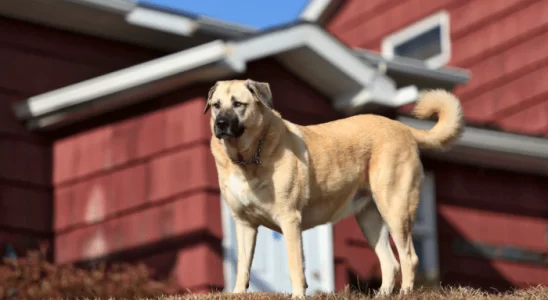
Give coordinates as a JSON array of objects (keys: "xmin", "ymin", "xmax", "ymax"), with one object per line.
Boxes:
[{"xmin": 13, "ymin": 23, "xmax": 411, "ymax": 130}]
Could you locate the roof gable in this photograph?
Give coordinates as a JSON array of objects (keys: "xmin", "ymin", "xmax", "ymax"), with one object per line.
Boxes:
[{"xmin": 15, "ymin": 23, "xmax": 427, "ymax": 130}]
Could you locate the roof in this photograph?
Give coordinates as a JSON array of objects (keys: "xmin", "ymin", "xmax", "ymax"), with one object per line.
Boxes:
[
  {"xmin": 13, "ymin": 22, "xmax": 468, "ymax": 130},
  {"xmin": 0, "ymin": 0, "xmax": 340, "ymax": 51}
]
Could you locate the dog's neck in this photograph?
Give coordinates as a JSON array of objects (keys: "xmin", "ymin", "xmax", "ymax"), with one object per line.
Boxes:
[
  {"xmin": 234, "ymin": 136, "xmax": 265, "ymax": 165},
  {"xmin": 222, "ymin": 127, "xmax": 268, "ymax": 166}
]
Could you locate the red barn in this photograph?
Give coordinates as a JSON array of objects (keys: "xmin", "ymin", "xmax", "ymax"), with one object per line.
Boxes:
[{"xmin": 0, "ymin": 0, "xmax": 546, "ymax": 294}]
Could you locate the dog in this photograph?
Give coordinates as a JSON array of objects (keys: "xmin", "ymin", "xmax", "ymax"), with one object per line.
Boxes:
[{"xmin": 205, "ymin": 79, "xmax": 463, "ymax": 298}]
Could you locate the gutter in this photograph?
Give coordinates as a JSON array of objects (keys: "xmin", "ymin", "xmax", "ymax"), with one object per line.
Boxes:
[{"xmin": 354, "ymin": 48, "xmax": 470, "ymax": 88}]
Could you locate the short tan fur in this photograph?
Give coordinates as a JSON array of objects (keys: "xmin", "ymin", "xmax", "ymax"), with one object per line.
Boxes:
[{"xmin": 206, "ymin": 79, "xmax": 463, "ymax": 298}]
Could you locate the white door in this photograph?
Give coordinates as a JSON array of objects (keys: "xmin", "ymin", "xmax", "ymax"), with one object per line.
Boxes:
[{"xmin": 221, "ymin": 199, "xmax": 335, "ymax": 295}]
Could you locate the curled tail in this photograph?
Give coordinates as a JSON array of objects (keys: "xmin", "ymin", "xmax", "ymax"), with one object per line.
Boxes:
[{"xmin": 408, "ymin": 89, "xmax": 464, "ymax": 150}]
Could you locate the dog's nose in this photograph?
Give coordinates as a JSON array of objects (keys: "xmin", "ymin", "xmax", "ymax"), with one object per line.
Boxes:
[{"xmin": 215, "ymin": 118, "xmax": 229, "ymax": 130}]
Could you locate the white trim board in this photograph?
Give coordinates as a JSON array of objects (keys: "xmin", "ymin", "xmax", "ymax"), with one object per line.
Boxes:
[
  {"xmin": 300, "ymin": 0, "xmax": 333, "ymax": 22},
  {"xmin": 125, "ymin": 6, "xmax": 198, "ymax": 37}
]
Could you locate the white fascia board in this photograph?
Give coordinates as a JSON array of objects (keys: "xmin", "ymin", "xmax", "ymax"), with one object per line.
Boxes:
[
  {"xmin": 125, "ymin": 6, "xmax": 199, "ymax": 36},
  {"xmin": 394, "ymin": 85, "xmax": 419, "ymax": 107},
  {"xmin": 66, "ymin": 0, "xmax": 136, "ymax": 13},
  {"xmin": 21, "ymin": 40, "xmax": 231, "ymax": 120},
  {"xmin": 195, "ymin": 16, "xmax": 258, "ymax": 38},
  {"xmin": 300, "ymin": 0, "xmax": 332, "ymax": 22},
  {"xmin": 399, "ymin": 116, "xmax": 548, "ymax": 175}
]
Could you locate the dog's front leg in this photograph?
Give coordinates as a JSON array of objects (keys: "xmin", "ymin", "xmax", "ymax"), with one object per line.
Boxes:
[
  {"xmin": 279, "ymin": 213, "xmax": 307, "ymax": 299},
  {"xmin": 233, "ymin": 219, "xmax": 258, "ymax": 294}
]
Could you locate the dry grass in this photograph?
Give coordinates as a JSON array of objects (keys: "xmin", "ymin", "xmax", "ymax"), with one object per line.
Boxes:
[
  {"xmin": 4, "ymin": 246, "xmax": 546, "ymax": 299},
  {"xmin": 135, "ymin": 285, "xmax": 548, "ymax": 300}
]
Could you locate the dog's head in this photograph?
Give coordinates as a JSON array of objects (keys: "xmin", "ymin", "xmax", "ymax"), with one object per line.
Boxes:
[{"xmin": 204, "ymin": 79, "xmax": 273, "ymax": 140}]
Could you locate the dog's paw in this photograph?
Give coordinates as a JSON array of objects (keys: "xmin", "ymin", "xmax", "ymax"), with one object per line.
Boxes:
[
  {"xmin": 374, "ymin": 288, "xmax": 392, "ymax": 298},
  {"xmin": 291, "ymin": 293, "xmax": 306, "ymax": 299},
  {"xmin": 399, "ymin": 287, "xmax": 413, "ymax": 295}
]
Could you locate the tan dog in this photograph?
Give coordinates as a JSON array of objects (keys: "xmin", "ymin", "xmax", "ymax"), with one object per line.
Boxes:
[{"xmin": 205, "ymin": 79, "xmax": 463, "ymax": 298}]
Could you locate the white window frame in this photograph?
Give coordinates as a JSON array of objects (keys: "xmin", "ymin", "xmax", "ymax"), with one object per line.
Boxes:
[
  {"xmin": 412, "ymin": 171, "xmax": 439, "ymax": 283},
  {"xmin": 381, "ymin": 10, "xmax": 451, "ymax": 69},
  {"xmin": 221, "ymin": 198, "xmax": 238, "ymax": 292}
]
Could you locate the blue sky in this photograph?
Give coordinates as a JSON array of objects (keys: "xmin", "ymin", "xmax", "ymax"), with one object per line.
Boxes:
[{"xmin": 139, "ymin": 0, "xmax": 311, "ymax": 30}]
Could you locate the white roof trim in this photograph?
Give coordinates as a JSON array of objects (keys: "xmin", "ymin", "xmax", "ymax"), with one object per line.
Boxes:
[
  {"xmin": 399, "ymin": 116, "xmax": 548, "ymax": 176},
  {"xmin": 300, "ymin": 0, "xmax": 333, "ymax": 22},
  {"xmin": 125, "ymin": 6, "xmax": 199, "ymax": 36},
  {"xmin": 66, "ymin": 0, "xmax": 136, "ymax": 13},
  {"xmin": 230, "ymin": 25, "xmax": 379, "ymax": 84},
  {"xmin": 25, "ymin": 40, "xmax": 230, "ymax": 118},
  {"xmin": 16, "ymin": 23, "xmax": 402, "ymax": 130}
]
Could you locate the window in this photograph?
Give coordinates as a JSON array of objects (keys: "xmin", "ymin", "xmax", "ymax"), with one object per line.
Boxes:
[
  {"xmin": 381, "ymin": 11, "xmax": 451, "ymax": 69},
  {"xmin": 412, "ymin": 171, "xmax": 439, "ymax": 285},
  {"xmin": 220, "ymin": 198, "xmax": 335, "ymax": 294}
]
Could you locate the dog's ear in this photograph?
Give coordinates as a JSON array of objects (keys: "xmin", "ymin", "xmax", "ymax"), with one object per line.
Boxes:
[
  {"xmin": 245, "ymin": 79, "xmax": 273, "ymax": 109},
  {"xmin": 204, "ymin": 82, "xmax": 218, "ymax": 114}
]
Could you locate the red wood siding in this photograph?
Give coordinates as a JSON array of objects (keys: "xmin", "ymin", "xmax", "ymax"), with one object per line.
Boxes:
[
  {"xmin": 328, "ymin": 0, "xmax": 548, "ymax": 137},
  {"xmin": 0, "ymin": 16, "xmax": 160, "ymax": 258},
  {"xmin": 52, "ymin": 94, "xmax": 224, "ymax": 291},
  {"xmin": 432, "ymin": 161, "xmax": 548, "ymax": 289}
]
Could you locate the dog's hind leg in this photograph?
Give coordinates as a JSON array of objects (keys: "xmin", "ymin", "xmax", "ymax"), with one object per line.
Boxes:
[
  {"xmin": 370, "ymin": 157, "xmax": 421, "ymax": 295},
  {"xmin": 233, "ymin": 219, "xmax": 258, "ymax": 294},
  {"xmin": 354, "ymin": 199, "xmax": 400, "ymax": 296}
]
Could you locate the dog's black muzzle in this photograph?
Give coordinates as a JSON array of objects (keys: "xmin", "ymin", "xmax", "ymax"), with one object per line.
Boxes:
[{"xmin": 214, "ymin": 114, "xmax": 244, "ymax": 139}]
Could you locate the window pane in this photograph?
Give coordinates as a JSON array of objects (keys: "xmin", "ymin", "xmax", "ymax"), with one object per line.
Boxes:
[
  {"xmin": 415, "ymin": 199, "xmax": 424, "ymax": 225},
  {"xmin": 394, "ymin": 26, "xmax": 442, "ymax": 60}
]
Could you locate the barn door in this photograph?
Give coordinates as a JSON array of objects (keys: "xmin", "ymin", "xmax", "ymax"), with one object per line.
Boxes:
[{"xmin": 221, "ymin": 199, "xmax": 335, "ymax": 295}]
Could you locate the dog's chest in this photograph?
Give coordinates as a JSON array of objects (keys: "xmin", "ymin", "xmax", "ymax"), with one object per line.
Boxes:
[{"xmin": 225, "ymin": 173, "xmax": 263, "ymax": 207}]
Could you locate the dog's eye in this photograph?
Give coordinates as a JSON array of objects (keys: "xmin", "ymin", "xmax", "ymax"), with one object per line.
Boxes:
[
  {"xmin": 213, "ymin": 102, "xmax": 220, "ymax": 109},
  {"xmin": 233, "ymin": 101, "xmax": 244, "ymax": 108}
]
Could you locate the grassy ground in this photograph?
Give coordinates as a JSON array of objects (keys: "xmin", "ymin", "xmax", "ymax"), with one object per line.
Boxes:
[{"xmin": 146, "ymin": 286, "xmax": 548, "ymax": 300}]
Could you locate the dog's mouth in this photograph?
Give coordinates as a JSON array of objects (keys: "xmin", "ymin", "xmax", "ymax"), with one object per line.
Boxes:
[
  {"xmin": 215, "ymin": 126, "xmax": 245, "ymax": 139},
  {"xmin": 215, "ymin": 132, "xmax": 235, "ymax": 139}
]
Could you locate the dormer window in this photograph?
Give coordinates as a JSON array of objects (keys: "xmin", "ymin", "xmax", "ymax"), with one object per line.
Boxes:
[{"xmin": 381, "ymin": 11, "xmax": 451, "ymax": 69}]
